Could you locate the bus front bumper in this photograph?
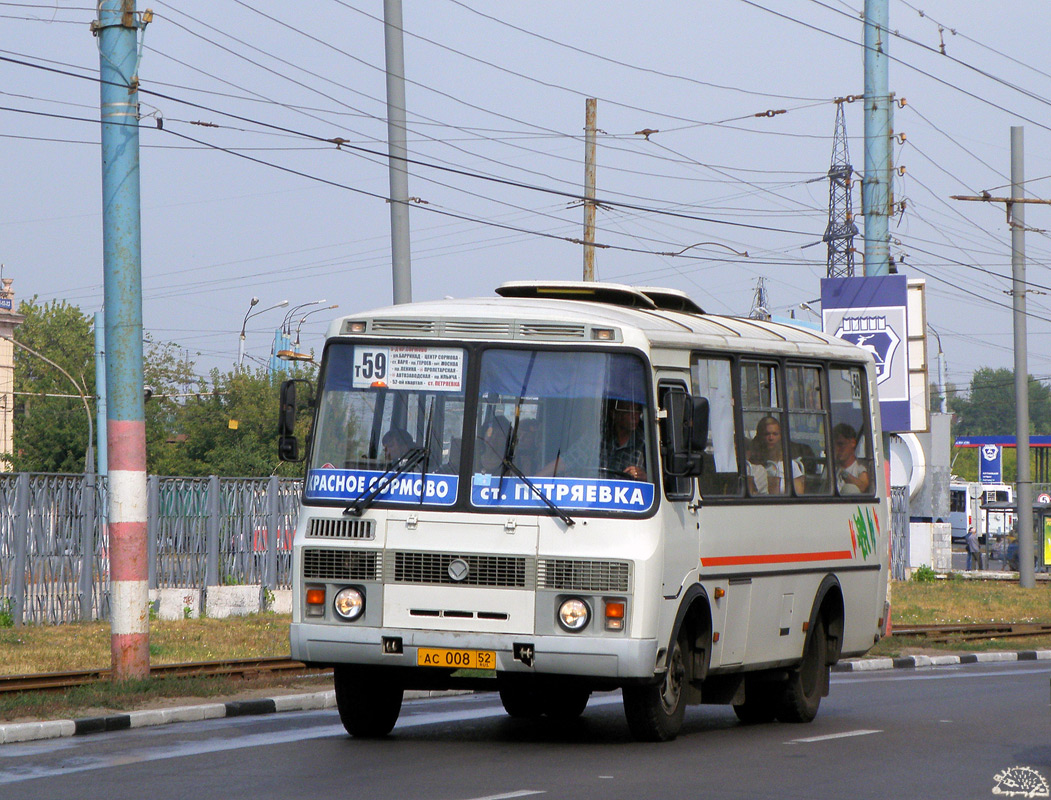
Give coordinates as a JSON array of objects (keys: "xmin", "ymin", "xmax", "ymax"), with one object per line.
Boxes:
[{"xmin": 291, "ymin": 622, "xmax": 659, "ymax": 681}]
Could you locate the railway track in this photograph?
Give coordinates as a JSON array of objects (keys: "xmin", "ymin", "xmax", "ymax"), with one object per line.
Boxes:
[
  {"xmin": 0, "ymin": 657, "xmax": 330, "ymax": 695},
  {"xmin": 891, "ymin": 622, "xmax": 1051, "ymax": 642}
]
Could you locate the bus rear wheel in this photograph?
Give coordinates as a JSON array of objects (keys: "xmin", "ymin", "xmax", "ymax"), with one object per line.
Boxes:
[
  {"xmin": 732, "ymin": 677, "xmax": 779, "ymax": 725},
  {"xmin": 622, "ymin": 634, "xmax": 687, "ymax": 741},
  {"xmin": 542, "ymin": 686, "xmax": 591, "ymax": 721},
  {"xmin": 776, "ymin": 618, "xmax": 828, "ymax": 724},
  {"xmin": 334, "ymin": 665, "xmax": 404, "ymax": 737}
]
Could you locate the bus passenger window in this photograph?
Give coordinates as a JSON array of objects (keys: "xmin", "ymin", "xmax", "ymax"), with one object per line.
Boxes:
[
  {"xmin": 691, "ymin": 356, "xmax": 741, "ymax": 497},
  {"xmin": 786, "ymin": 364, "xmax": 831, "ymax": 495},
  {"xmin": 741, "ymin": 362, "xmax": 800, "ymax": 496},
  {"xmin": 829, "ymin": 366, "xmax": 874, "ymax": 496}
]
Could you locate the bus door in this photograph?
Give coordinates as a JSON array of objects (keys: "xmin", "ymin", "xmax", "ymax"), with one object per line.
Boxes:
[{"xmin": 657, "ymin": 377, "xmax": 700, "ymax": 597}]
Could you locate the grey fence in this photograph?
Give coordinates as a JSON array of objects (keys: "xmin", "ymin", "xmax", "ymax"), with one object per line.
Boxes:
[
  {"xmin": 890, "ymin": 485, "xmax": 909, "ymax": 581},
  {"xmin": 0, "ymin": 474, "xmax": 301, "ymax": 626}
]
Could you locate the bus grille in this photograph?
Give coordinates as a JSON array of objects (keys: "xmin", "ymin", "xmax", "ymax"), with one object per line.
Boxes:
[
  {"xmin": 537, "ymin": 559, "xmax": 631, "ymax": 593},
  {"xmin": 302, "ymin": 548, "xmax": 380, "ymax": 581},
  {"xmin": 306, "ymin": 518, "xmax": 375, "ymax": 540},
  {"xmin": 390, "ymin": 551, "xmax": 531, "ymax": 589},
  {"xmin": 442, "ymin": 320, "xmax": 513, "ymax": 338},
  {"xmin": 517, "ymin": 322, "xmax": 587, "ymax": 339}
]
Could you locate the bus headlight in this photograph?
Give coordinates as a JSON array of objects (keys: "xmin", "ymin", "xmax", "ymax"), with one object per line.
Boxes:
[
  {"xmin": 333, "ymin": 587, "xmax": 365, "ymax": 621},
  {"xmin": 557, "ymin": 598, "xmax": 590, "ymax": 632}
]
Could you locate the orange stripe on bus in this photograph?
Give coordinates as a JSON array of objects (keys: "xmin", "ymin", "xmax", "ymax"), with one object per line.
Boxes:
[{"xmin": 701, "ymin": 550, "xmax": 854, "ymax": 567}]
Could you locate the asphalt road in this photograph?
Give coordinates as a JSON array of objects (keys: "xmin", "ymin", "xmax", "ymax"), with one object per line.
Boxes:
[{"xmin": 1, "ymin": 661, "xmax": 1048, "ymax": 800}]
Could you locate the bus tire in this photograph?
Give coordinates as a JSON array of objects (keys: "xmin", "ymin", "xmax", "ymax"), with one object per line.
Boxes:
[
  {"xmin": 776, "ymin": 617, "xmax": 828, "ymax": 724},
  {"xmin": 732, "ymin": 677, "xmax": 779, "ymax": 725},
  {"xmin": 622, "ymin": 634, "xmax": 687, "ymax": 741},
  {"xmin": 498, "ymin": 683, "xmax": 543, "ymax": 718},
  {"xmin": 542, "ymin": 686, "xmax": 591, "ymax": 721},
  {"xmin": 334, "ymin": 665, "xmax": 404, "ymax": 737}
]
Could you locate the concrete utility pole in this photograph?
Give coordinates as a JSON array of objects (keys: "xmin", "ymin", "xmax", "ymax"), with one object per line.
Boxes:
[
  {"xmin": 94, "ymin": 310, "xmax": 107, "ymax": 476},
  {"xmin": 583, "ymin": 98, "xmax": 597, "ymax": 281},
  {"xmin": 951, "ymin": 128, "xmax": 1049, "ymax": 588},
  {"xmin": 384, "ymin": 0, "xmax": 412, "ymax": 304},
  {"xmin": 862, "ymin": 0, "xmax": 892, "ymax": 277},
  {"xmin": 1010, "ymin": 128, "xmax": 1035, "ymax": 589},
  {"xmin": 95, "ymin": 0, "xmax": 150, "ymax": 679}
]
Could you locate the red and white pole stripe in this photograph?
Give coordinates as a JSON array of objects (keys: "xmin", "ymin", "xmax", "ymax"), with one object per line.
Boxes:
[{"xmin": 108, "ymin": 420, "xmax": 149, "ymax": 680}]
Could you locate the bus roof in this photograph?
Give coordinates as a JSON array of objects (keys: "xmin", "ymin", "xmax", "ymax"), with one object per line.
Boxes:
[{"xmin": 327, "ymin": 282, "xmax": 871, "ymax": 362}]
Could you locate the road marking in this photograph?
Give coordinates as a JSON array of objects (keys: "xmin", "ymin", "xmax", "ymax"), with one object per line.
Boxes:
[
  {"xmin": 787, "ymin": 729, "xmax": 882, "ymax": 744},
  {"xmin": 464, "ymin": 792, "xmax": 544, "ymax": 800}
]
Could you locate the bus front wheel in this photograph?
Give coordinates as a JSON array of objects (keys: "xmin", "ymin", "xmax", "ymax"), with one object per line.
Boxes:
[
  {"xmin": 622, "ymin": 634, "xmax": 687, "ymax": 741},
  {"xmin": 776, "ymin": 617, "xmax": 828, "ymax": 724},
  {"xmin": 334, "ymin": 665, "xmax": 404, "ymax": 737}
]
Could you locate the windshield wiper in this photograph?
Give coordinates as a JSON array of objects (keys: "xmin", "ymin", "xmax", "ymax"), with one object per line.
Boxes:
[
  {"xmin": 417, "ymin": 398, "xmax": 436, "ymax": 506},
  {"xmin": 500, "ymin": 455, "xmax": 575, "ymax": 527},
  {"xmin": 344, "ymin": 447, "xmax": 428, "ymax": 516}
]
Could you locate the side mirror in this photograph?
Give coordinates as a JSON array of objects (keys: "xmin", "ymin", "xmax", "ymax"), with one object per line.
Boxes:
[
  {"xmin": 662, "ymin": 387, "xmax": 706, "ymax": 477},
  {"xmin": 278, "ymin": 379, "xmax": 312, "ymax": 463}
]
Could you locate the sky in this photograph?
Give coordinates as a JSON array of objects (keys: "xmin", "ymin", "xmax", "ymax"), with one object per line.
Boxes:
[{"xmin": 3, "ymin": 0, "xmax": 1051, "ymax": 397}]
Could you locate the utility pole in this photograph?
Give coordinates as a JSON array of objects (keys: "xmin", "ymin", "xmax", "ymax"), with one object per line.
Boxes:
[
  {"xmin": 384, "ymin": 0, "xmax": 412, "ymax": 304},
  {"xmin": 95, "ymin": 0, "xmax": 150, "ymax": 679},
  {"xmin": 862, "ymin": 0, "xmax": 892, "ymax": 277},
  {"xmin": 952, "ymin": 128, "xmax": 1048, "ymax": 588},
  {"xmin": 583, "ymin": 98, "xmax": 597, "ymax": 281}
]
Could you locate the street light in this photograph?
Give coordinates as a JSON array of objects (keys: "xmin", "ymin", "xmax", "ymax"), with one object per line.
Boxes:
[
  {"xmin": 238, "ymin": 298, "xmax": 288, "ymax": 368},
  {"xmin": 276, "ymin": 304, "xmax": 339, "ymax": 364},
  {"xmin": 295, "ymin": 304, "xmax": 339, "ymax": 347},
  {"xmin": 281, "ymin": 299, "xmax": 327, "ymax": 335}
]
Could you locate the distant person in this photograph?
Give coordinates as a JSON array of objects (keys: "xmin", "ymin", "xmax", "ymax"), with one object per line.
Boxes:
[
  {"xmin": 382, "ymin": 427, "xmax": 414, "ymax": 462},
  {"xmin": 832, "ymin": 423, "xmax": 870, "ymax": 495},
  {"xmin": 475, "ymin": 416, "xmax": 510, "ymax": 474},
  {"xmin": 966, "ymin": 525, "xmax": 983, "ymax": 571}
]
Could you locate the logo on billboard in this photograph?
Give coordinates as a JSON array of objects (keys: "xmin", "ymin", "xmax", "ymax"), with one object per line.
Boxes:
[
  {"xmin": 981, "ymin": 445, "xmax": 1000, "ymax": 462},
  {"xmin": 833, "ymin": 316, "xmax": 900, "ymax": 384}
]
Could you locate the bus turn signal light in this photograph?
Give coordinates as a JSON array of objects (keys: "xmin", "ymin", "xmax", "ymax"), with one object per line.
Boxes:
[
  {"xmin": 605, "ymin": 600, "xmax": 625, "ymax": 631},
  {"xmin": 306, "ymin": 587, "xmax": 326, "ymax": 616}
]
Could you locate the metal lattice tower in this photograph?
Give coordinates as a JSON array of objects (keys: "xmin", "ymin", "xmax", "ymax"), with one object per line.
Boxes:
[
  {"xmin": 823, "ymin": 101, "xmax": 859, "ymax": 278},
  {"xmin": 748, "ymin": 277, "xmax": 771, "ymax": 320}
]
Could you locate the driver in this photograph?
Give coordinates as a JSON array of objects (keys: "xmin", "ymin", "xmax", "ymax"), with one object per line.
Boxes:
[{"xmin": 601, "ymin": 400, "xmax": 647, "ymax": 481}]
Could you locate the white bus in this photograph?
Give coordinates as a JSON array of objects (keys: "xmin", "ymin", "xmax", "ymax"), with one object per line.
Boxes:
[{"xmin": 279, "ymin": 282, "xmax": 889, "ymax": 741}]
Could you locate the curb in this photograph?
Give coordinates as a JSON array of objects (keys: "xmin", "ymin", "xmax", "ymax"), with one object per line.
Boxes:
[{"xmin": 4, "ymin": 652, "xmax": 1050, "ymax": 745}]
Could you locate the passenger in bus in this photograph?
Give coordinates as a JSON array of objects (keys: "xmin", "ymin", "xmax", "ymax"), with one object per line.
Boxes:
[
  {"xmin": 747, "ymin": 416, "xmax": 804, "ymax": 495},
  {"xmin": 382, "ymin": 427, "xmax": 415, "ymax": 462},
  {"xmin": 513, "ymin": 417, "xmax": 541, "ymax": 475},
  {"xmin": 475, "ymin": 416, "xmax": 511, "ymax": 474},
  {"xmin": 832, "ymin": 423, "xmax": 870, "ymax": 495}
]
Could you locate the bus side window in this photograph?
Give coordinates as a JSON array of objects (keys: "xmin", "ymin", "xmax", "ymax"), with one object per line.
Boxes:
[
  {"xmin": 828, "ymin": 365, "xmax": 874, "ymax": 496},
  {"xmin": 691, "ymin": 355, "xmax": 742, "ymax": 497},
  {"xmin": 786, "ymin": 364, "xmax": 831, "ymax": 496}
]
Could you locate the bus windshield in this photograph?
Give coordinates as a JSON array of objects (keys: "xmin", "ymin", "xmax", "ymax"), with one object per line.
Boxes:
[
  {"xmin": 304, "ymin": 343, "xmax": 655, "ymax": 515},
  {"xmin": 471, "ymin": 348, "xmax": 654, "ymax": 514}
]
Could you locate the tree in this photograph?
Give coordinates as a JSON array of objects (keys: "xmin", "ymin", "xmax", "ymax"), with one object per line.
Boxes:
[
  {"xmin": 949, "ymin": 367, "xmax": 1051, "ymax": 437},
  {"xmin": 151, "ymin": 364, "xmax": 316, "ymax": 478},
  {"xmin": 10, "ymin": 298, "xmax": 95, "ymax": 473}
]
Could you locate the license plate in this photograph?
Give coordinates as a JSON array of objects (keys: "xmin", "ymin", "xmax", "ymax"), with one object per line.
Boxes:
[{"xmin": 417, "ymin": 647, "xmax": 496, "ymax": 670}]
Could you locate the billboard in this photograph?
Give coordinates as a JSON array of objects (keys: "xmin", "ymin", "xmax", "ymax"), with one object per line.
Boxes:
[{"xmin": 821, "ymin": 274, "xmax": 917, "ymax": 432}]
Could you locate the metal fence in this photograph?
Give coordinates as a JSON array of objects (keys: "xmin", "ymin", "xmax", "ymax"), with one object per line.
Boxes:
[
  {"xmin": 0, "ymin": 474, "xmax": 301, "ymax": 625},
  {"xmin": 890, "ymin": 485, "xmax": 909, "ymax": 581}
]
